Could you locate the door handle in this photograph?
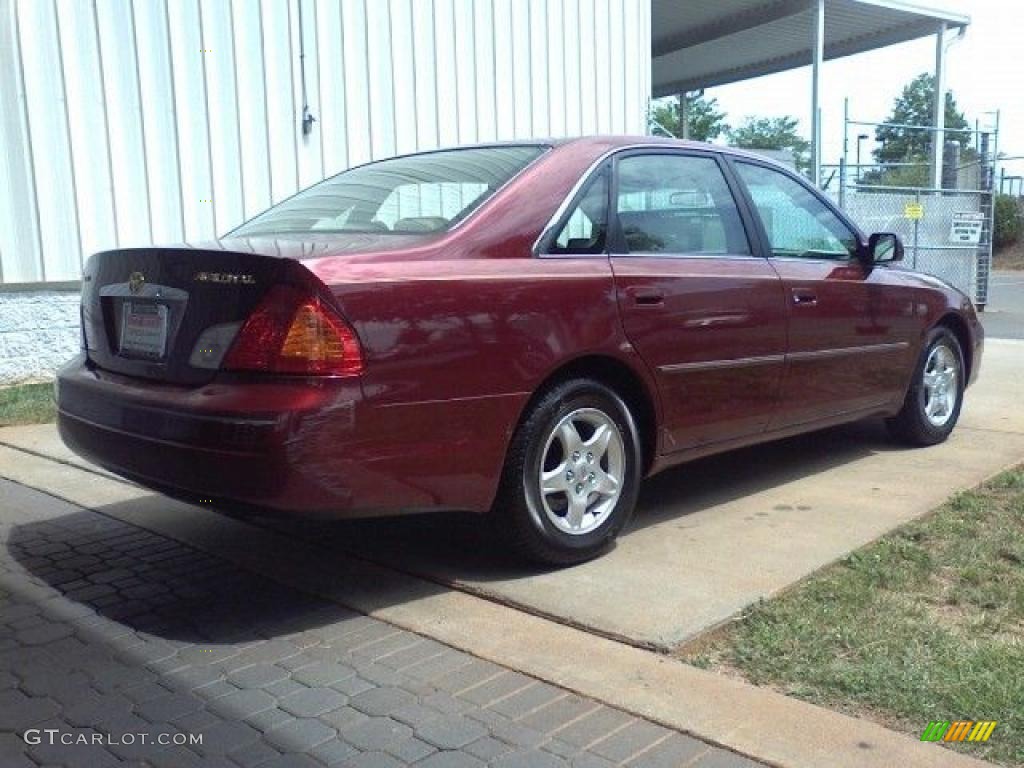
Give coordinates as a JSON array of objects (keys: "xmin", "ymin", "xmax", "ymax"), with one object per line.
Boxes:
[
  {"xmin": 791, "ymin": 289, "xmax": 818, "ymax": 307},
  {"xmin": 633, "ymin": 291, "xmax": 664, "ymax": 307}
]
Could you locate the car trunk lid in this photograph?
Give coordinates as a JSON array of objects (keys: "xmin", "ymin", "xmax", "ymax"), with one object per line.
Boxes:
[{"xmin": 81, "ymin": 244, "xmax": 321, "ymax": 385}]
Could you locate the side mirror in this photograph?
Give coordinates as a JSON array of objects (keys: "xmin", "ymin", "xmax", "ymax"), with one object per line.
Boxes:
[{"xmin": 866, "ymin": 232, "xmax": 903, "ymax": 264}]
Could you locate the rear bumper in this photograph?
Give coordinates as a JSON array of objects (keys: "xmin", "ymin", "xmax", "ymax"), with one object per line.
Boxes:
[
  {"xmin": 57, "ymin": 355, "xmax": 375, "ymax": 516},
  {"xmin": 55, "ymin": 354, "xmax": 516, "ymax": 517}
]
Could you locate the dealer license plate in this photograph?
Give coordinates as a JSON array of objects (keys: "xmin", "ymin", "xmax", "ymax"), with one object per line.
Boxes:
[{"xmin": 120, "ymin": 302, "xmax": 168, "ymax": 359}]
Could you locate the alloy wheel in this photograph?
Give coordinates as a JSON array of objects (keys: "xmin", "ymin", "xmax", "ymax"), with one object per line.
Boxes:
[
  {"xmin": 920, "ymin": 343, "xmax": 959, "ymax": 428},
  {"xmin": 537, "ymin": 408, "xmax": 625, "ymax": 535}
]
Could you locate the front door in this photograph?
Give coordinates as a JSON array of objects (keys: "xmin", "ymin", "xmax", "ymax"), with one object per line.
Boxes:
[
  {"xmin": 610, "ymin": 151, "xmax": 788, "ymax": 454},
  {"xmin": 730, "ymin": 160, "xmax": 914, "ymax": 429}
]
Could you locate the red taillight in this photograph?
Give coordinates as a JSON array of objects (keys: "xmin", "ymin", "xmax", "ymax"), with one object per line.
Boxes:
[{"xmin": 223, "ymin": 284, "xmax": 364, "ymax": 376}]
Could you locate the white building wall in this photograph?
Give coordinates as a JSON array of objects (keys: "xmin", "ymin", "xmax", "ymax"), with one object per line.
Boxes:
[
  {"xmin": 0, "ymin": 0, "xmax": 652, "ymax": 286},
  {"xmin": 0, "ymin": 0, "xmax": 650, "ymax": 383}
]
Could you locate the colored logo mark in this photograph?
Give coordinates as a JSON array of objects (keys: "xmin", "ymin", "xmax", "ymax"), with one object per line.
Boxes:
[{"xmin": 921, "ymin": 721, "xmax": 997, "ymax": 743}]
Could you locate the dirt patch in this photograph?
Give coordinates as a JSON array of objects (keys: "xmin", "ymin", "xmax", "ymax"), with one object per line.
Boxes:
[{"xmin": 994, "ymin": 240, "xmax": 1024, "ymax": 270}]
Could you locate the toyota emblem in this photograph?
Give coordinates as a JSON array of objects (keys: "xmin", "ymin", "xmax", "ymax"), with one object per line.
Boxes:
[{"xmin": 128, "ymin": 272, "xmax": 145, "ymax": 294}]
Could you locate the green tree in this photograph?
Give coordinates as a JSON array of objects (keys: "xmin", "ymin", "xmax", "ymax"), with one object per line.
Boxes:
[
  {"xmin": 648, "ymin": 93, "xmax": 728, "ymax": 142},
  {"xmin": 873, "ymin": 73, "xmax": 971, "ymax": 164},
  {"xmin": 994, "ymin": 194, "xmax": 1021, "ymax": 250},
  {"xmin": 727, "ymin": 116, "xmax": 810, "ymax": 171}
]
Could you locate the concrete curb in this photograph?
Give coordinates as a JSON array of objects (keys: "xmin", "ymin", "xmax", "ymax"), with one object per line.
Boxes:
[{"xmin": 0, "ymin": 439, "xmax": 991, "ymax": 768}]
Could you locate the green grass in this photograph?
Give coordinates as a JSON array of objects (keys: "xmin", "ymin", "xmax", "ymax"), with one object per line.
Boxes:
[
  {"xmin": 0, "ymin": 382, "xmax": 56, "ymax": 427},
  {"xmin": 685, "ymin": 467, "xmax": 1024, "ymax": 766}
]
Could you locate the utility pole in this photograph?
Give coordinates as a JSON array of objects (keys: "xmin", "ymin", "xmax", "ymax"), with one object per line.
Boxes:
[
  {"xmin": 678, "ymin": 93, "xmax": 689, "ymax": 140},
  {"xmin": 931, "ymin": 22, "xmax": 947, "ymax": 188}
]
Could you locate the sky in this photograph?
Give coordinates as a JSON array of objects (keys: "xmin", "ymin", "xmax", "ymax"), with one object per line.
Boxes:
[{"xmin": 697, "ymin": 0, "xmax": 1024, "ymax": 184}]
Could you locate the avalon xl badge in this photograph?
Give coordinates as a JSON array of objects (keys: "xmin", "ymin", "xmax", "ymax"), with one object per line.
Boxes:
[{"xmin": 194, "ymin": 272, "xmax": 256, "ymax": 285}]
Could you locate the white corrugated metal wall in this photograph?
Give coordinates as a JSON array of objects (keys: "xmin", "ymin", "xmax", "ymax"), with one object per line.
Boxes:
[{"xmin": 0, "ymin": 0, "xmax": 652, "ymax": 285}]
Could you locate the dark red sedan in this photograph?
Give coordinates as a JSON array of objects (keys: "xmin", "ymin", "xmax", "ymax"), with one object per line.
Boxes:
[{"xmin": 57, "ymin": 137, "xmax": 983, "ymax": 564}]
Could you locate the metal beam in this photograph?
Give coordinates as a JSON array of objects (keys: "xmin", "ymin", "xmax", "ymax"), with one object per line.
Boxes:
[
  {"xmin": 651, "ymin": 0, "xmax": 809, "ymax": 58},
  {"xmin": 850, "ymin": 0, "xmax": 969, "ymax": 27},
  {"xmin": 653, "ymin": 16, "xmax": 947, "ymax": 97}
]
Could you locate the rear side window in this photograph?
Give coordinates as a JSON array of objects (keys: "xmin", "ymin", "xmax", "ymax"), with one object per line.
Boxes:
[
  {"xmin": 231, "ymin": 145, "xmax": 547, "ymax": 237},
  {"xmin": 551, "ymin": 170, "xmax": 609, "ymax": 255},
  {"xmin": 614, "ymin": 154, "xmax": 750, "ymax": 256}
]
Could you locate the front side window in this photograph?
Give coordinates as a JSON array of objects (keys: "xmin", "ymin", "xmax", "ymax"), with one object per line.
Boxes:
[
  {"xmin": 614, "ymin": 154, "xmax": 750, "ymax": 256},
  {"xmin": 734, "ymin": 162, "xmax": 858, "ymax": 260},
  {"xmin": 231, "ymin": 145, "xmax": 547, "ymax": 237},
  {"xmin": 550, "ymin": 170, "xmax": 608, "ymax": 254}
]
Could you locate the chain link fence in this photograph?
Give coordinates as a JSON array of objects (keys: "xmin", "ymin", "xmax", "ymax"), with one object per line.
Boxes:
[
  {"xmin": 821, "ymin": 108, "xmax": 998, "ymax": 308},
  {"xmin": 841, "ymin": 187, "xmax": 987, "ymax": 300}
]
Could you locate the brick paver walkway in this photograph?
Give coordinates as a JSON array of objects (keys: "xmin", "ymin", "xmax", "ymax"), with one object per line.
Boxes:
[{"xmin": 0, "ymin": 477, "xmax": 762, "ymax": 768}]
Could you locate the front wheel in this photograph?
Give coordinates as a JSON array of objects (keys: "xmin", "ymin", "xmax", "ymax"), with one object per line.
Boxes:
[
  {"xmin": 886, "ymin": 327, "xmax": 964, "ymax": 446},
  {"xmin": 493, "ymin": 379, "xmax": 641, "ymax": 565}
]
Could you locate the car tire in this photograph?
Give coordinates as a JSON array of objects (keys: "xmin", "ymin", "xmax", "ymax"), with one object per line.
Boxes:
[
  {"xmin": 493, "ymin": 378, "xmax": 642, "ymax": 566},
  {"xmin": 886, "ymin": 327, "xmax": 965, "ymax": 446}
]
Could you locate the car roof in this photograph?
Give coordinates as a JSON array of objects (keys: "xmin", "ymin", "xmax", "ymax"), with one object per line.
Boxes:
[
  {"xmin": 556, "ymin": 135, "xmax": 796, "ymax": 166},
  {"xmin": 333, "ymin": 136, "xmax": 794, "ymax": 179},
  {"xmin": 433, "ymin": 135, "xmax": 794, "ymax": 170}
]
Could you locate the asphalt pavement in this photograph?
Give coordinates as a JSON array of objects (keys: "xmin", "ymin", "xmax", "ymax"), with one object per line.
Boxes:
[{"xmin": 981, "ymin": 270, "xmax": 1024, "ymax": 339}]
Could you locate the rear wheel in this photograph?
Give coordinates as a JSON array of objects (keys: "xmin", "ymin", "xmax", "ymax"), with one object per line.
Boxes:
[
  {"xmin": 493, "ymin": 379, "xmax": 641, "ymax": 565},
  {"xmin": 886, "ymin": 327, "xmax": 964, "ymax": 446}
]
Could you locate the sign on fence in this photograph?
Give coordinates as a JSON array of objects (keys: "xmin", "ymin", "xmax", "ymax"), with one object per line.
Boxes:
[
  {"xmin": 949, "ymin": 212, "xmax": 985, "ymax": 245},
  {"xmin": 904, "ymin": 202, "xmax": 924, "ymax": 220}
]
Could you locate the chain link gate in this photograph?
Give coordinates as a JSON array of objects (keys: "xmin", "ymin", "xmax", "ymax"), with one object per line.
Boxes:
[{"xmin": 819, "ymin": 104, "xmax": 998, "ymax": 309}]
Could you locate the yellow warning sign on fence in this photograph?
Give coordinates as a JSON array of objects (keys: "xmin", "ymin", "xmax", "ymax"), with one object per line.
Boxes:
[{"xmin": 904, "ymin": 202, "xmax": 924, "ymax": 220}]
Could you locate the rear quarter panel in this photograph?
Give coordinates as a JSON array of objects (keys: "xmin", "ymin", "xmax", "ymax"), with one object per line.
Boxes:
[{"xmin": 312, "ymin": 257, "xmax": 643, "ymax": 513}]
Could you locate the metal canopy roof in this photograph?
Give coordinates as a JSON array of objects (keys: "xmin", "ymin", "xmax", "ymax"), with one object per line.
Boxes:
[{"xmin": 652, "ymin": 0, "xmax": 971, "ymax": 98}]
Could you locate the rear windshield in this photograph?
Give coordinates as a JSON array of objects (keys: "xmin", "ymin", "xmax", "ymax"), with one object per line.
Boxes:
[{"xmin": 231, "ymin": 145, "xmax": 548, "ymax": 237}]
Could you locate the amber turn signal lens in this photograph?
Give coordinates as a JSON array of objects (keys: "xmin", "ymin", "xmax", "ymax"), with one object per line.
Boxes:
[
  {"xmin": 276, "ymin": 300, "xmax": 363, "ymax": 375},
  {"xmin": 223, "ymin": 285, "xmax": 364, "ymax": 376}
]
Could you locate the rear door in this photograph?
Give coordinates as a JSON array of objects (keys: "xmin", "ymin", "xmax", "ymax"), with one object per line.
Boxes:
[
  {"xmin": 609, "ymin": 150, "xmax": 787, "ymax": 454},
  {"xmin": 729, "ymin": 160, "xmax": 914, "ymax": 428}
]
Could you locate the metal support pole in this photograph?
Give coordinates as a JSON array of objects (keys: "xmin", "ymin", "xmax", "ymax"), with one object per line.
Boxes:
[
  {"xmin": 841, "ymin": 97, "xmax": 849, "ymax": 203},
  {"xmin": 679, "ymin": 93, "xmax": 689, "ymax": 140},
  {"xmin": 810, "ymin": 0, "xmax": 824, "ymax": 186},
  {"xmin": 978, "ymin": 109, "xmax": 1000, "ymax": 309},
  {"xmin": 912, "ymin": 188, "xmax": 920, "ymax": 270},
  {"xmin": 838, "ymin": 158, "xmax": 847, "ymax": 208},
  {"xmin": 931, "ymin": 22, "xmax": 947, "ymax": 188}
]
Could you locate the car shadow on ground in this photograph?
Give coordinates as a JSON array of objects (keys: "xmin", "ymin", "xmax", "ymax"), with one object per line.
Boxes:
[
  {"xmin": 240, "ymin": 418, "xmax": 902, "ymax": 584},
  {"xmin": 632, "ymin": 418, "xmax": 898, "ymax": 529},
  {"xmin": 7, "ymin": 418, "xmax": 902, "ymax": 632}
]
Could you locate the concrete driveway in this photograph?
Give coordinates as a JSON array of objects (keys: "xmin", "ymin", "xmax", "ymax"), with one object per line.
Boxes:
[
  {"xmin": 4, "ymin": 339, "xmax": 1023, "ymax": 652},
  {"xmin": 241, "ymin": 339, "xmax": 1024, "ymax": 649}
]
